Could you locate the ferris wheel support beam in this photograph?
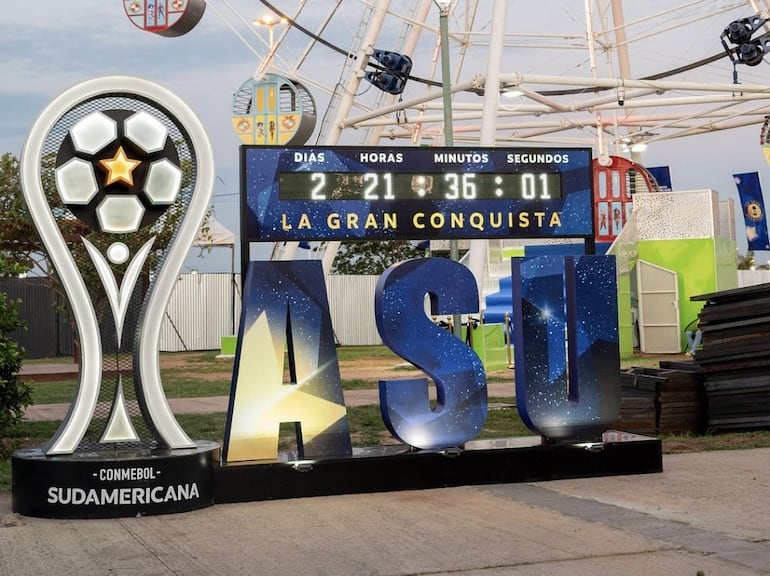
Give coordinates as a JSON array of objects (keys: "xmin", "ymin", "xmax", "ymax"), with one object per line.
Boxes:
[
  {"xmin": 467, "ymin": 0, "xmax": 509, "ymax": 305},
  {"xmin": 352, "ymin": 90, "xmax": 770, "ymax": 132},
  {"xmin": 343, "ymin": 73, "xmax": 770, "ymax": 134},
  {"xmin": 499, "ymin": 73, "xmax": 770, "ymax": 94},
  {"xmin": 318, "ymin": 0, "xmax": 392, "ymax": 275},
  {"xmin": 339, "ymin": 79, "xmax": 481, "ymax": 128}
]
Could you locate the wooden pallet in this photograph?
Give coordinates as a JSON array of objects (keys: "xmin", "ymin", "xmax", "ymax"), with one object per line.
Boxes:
[{"xmin": 615, "ymin": 366, "xmax": 705, "ymax": 435}]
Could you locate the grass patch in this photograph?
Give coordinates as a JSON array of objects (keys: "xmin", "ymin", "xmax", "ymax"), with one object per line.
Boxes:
[
  {"xmin": 336, "ymin": 345, "xmax": 402, "ymax": 362},
  {"xmin": 28, "ymin": 380, "xmax": 79, "ymax": 404},
  {"xmin": 348, "ymin": 404, "xmax": 392, "ymax": 445},
  {"xmin": 9, "ymin": 346, "xmax": 770, "ymax": 494},
  {"xmin": 29, "ymin": 377, "xmax": 233, "ymax": 405},
  {"xmin": 661, "ymin": 429, "xmax": 770, "ymax": 453},
  {"xmin": 159, "ymin": 377, "xmax": 232, "ymax": 398},
  {"xmin": 342, "ymin": 378, "xmax": 380, "ymax": 390},
  {"xmin": 175, "ymin": 413, "xmax": 228, "ymax": 441},
  {"xmin": 23, "ymin": 347, "xmax": 661, "ymax": 406}
]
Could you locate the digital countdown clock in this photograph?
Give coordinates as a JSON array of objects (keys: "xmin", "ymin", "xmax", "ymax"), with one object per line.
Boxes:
[
  {"xmin": 242, "ymin": 146, "xmax": 593, "ymax": 241},
  {"xmin": 278, "ymin": 171, "xmax": 562, "ymax": 201}
]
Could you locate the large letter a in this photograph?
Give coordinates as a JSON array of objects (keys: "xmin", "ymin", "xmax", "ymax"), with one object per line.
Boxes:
[{"xmin": 222, "ymin": 261, "xmax": 352, "ymax": 463}]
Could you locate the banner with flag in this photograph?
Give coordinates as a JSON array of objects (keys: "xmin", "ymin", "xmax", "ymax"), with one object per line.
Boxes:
[
  {"xmin": 734, "ymin": 172, "xmax": 770, "ymax": 251},
  {"xmin": 647, "ymin": 166, "xmax": 672, "ymax": 191}
]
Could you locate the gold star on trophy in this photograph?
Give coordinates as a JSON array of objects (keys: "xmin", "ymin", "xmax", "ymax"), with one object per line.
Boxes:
[{"xmin": 99, "ymin": 146, "xmax": 141, "ymax": 186}]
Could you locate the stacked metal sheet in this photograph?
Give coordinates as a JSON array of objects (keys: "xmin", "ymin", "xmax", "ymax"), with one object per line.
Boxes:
[{"xmin": 692, "ymin": 284, "xmax": 770, "ymax": 432}]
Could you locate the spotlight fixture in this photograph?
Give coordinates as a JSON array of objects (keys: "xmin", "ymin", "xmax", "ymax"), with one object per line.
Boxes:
[{"xmin": 721, "ymin": 15, "xmax": 770, "ymax": 67}]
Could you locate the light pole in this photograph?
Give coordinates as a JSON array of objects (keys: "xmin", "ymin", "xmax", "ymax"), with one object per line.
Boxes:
[
  {"xmin": 435, "ymin": 0, "xmax": 454, "ymax": 149},
  {"xmin": 253, "ymin": 13, "xmax": 287, "ymax": 49},
  {"xmin": 434, "ymin": 0, "xmax": 462, "ymax": 338}
]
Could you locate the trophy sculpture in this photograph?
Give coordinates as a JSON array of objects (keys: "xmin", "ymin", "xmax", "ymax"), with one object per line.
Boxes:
[{"xmin": 12, "ymin": 77, "xmax": 218, "ymax": 518}]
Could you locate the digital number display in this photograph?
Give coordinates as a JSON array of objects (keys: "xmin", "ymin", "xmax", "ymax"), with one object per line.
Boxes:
[
  {"xmin": 279, "ymin": 172, "xmax": 562, "ymax": 201},
  {"xmin": 242, "ymin": 146, "xmax": 593, "ymax": 241}
]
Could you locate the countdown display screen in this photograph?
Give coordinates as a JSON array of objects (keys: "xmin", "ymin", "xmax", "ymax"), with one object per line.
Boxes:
[
  {"xmin": 242, "ymin": 146, "xmax": 593, "ymax": 241},
  {"xmin": 278, "ymin": 172, "xmax": 563, "ymax": 201}
]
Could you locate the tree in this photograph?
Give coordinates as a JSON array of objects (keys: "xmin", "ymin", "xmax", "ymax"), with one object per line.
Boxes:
[
  {"xmin": 332, "ymin": 240, "xmax": 427, "ymax": 275},
  {"xmin": 0, "ymin": 257, "xmax": 32, "ymax": 439},
  {"xmin": 0, "ymin": 154, "xmax": 34, "ymax": 438},
  {"xmin": 0, "ymin": 153, "xmax": 38, "ymax": 273}
]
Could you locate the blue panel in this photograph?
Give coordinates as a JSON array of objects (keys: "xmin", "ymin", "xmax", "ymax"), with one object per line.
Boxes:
[
  {"xmin": 511, "ymin": 255, "xmax": 620, "ymax": 441},
  {"xmin": 375, "ymin": 258, "xmax": 487, "ymax": 449},
  {"xmin": 242, "ymin": 146, "xmax": 594, "ymax": 241}
]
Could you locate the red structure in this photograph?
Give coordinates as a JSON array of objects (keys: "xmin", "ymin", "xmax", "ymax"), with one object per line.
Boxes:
[
  {"xmin": 123, "ymin": 0, "xmax": 206, "ymax": 37},
  {"xmin": 593, "ymin": 155, "xmax": 660, "ymax": 243}
]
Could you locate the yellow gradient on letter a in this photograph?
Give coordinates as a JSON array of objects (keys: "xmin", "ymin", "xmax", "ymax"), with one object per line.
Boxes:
[{"xmin": 225, "ymin": 312, "xmax": 348, "ymax": 462}]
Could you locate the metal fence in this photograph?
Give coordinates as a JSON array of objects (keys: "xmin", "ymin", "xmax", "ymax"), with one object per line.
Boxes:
[
  {"xmin": 738, "ymin": 269, "xmax": 770, "ymax": 287},
  {"xmin": 3, "ymin": 272, "xmax": 383, "ymax": 357},
  {"xmin": 159, "ymin": 273, "xmax": 241, "ymax": 352},
  {"xmin": 0, "ymin": 277, "xmax": 74, "ymax": 358},
  {"xmin": 8, "ymin": 270, "xmax": 770, "ymax": 358},
  {"xmin": 326, "ymin": 274, "xmax": 382, "ymax": 346}
]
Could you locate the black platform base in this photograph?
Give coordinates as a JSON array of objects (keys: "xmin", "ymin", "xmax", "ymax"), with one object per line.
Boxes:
[
  {"xmin": 12, "ymin": 441, "xmax": 220, "ymax": 518},
  {"xmin": 214, "ymin": 431, "xmax": 662, "ymax": 504}
]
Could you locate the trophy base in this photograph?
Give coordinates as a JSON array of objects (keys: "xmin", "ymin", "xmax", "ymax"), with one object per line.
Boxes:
[{"xmin": 11, "ymin": 441, "xmax": 219, "ymax": 519}]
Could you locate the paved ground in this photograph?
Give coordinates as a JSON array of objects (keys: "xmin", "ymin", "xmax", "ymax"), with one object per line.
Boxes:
[
  {"xmin": 1, "ymin": 448, "xmax": 769, "ymax": 575},
  {"xmin": 8, "ymin": 364, "xmax": 770, "ymax": 575}
]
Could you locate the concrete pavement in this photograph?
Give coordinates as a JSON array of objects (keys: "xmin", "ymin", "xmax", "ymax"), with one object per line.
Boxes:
[{"xmin": 1, "ymin": 448, "xmax": 769, "ymax": 575}]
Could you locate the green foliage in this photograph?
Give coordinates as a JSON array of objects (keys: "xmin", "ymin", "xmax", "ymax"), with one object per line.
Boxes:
[
  {"xmin": 0, "ymin": 273, "xmax": 32, "ymax": 438},
  {"xmin": 332, "ymin": 240, "xmax": 427, "ymax": 275},
  {"xmin": 0, "ymin": 153, "xmax": 38, "ymax": 273},
  {"xmin": 737, "ymin": 250, "xmax": 755, "ymax": 270}
]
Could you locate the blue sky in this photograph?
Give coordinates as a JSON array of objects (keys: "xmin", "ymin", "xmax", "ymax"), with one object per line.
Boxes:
[{"xmin": 4, "ymin": 1, "xmax": 770, "ymax": 270}]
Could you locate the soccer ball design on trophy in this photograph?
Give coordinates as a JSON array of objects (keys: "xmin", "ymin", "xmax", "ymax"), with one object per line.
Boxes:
[
  {"xmin": 55, "ymin": 109, "xmax": 184, "ymax": 270},
  {"xmin": 55, "ymin": 109, "xmax": 183, "ymax": 237}
]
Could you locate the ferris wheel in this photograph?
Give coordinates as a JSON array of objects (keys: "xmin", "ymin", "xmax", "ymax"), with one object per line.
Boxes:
[{"xmin": 125, "ymin": 0, "xmax": 770, "ymax": 280}]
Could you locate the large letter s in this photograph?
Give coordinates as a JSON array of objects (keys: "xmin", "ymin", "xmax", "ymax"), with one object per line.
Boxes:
[{"xmin": 375, "ymin": 258, "xmax": 487, "ymax": 449}]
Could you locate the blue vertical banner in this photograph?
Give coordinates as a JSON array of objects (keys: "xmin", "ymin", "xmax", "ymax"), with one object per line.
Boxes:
[
  {"xmin": 647, "ymin": 166, "xmax": 672, "ymax": 191},
  {"xmin": 734, "ymin": 172, "xmax": 770, "ymax": 251}
]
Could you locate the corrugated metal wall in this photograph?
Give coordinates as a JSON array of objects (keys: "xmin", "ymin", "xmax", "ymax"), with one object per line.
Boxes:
[
  {"xmin": 160, "ymin": 272, "xmax": 381, "ymax": 350},
  {"xmin": 325, "ymin": 275, "xmax": 382, "ymax": 346},
  {"xmin": 738, "ymin": 269, "xmax": 770, "ymax": 287},
  {"xmin": 0, "ymin": 277, "xmax": 74, "ymax": 358},
  {"xmin": 160, "ymin": 273, "xmax": 241, "ymax": 352},
  {"xmin": 4, "ymin": 272, "xmax": 383, "ymax": 356},
  {"xmin": 10, "ymin": 270, "xmax": 768, "ymax": 355}
]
